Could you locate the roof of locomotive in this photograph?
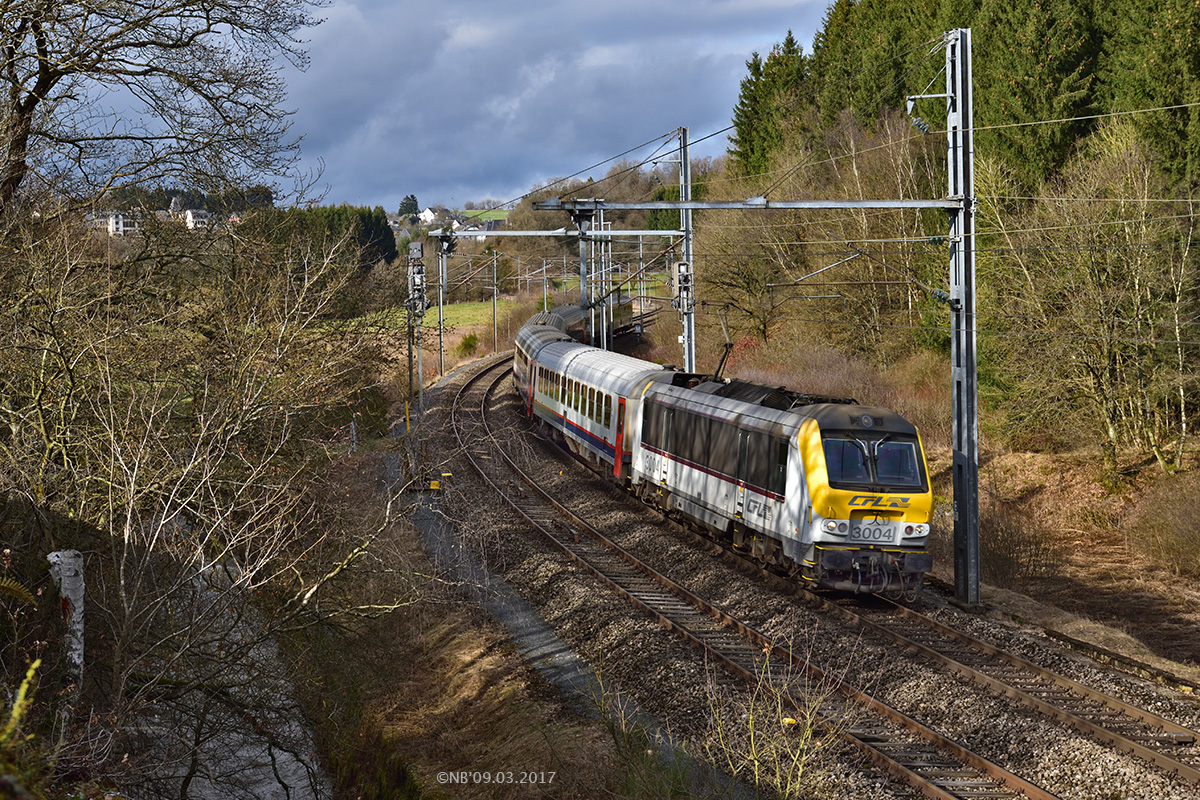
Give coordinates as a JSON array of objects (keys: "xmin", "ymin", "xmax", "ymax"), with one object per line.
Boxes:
[
  {"xmin": 803, "ymin": 403, "xmax": 920, "ymax": 437},
  {"xmin": 647, "ymin": 380, "xmax": 920, "ymax": 438}
]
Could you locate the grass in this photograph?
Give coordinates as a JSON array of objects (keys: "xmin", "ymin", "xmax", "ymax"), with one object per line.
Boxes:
[
  {"xmin": 367, "ymin": 299, "xmax": 520, "ymax": 331},
  {"xmin": 283, "ymin": 443, "xmax": 690, "ymax": 800},
  {"xmin": 456, "ymin": 209, "xmax": 509, "ymax": 222}
]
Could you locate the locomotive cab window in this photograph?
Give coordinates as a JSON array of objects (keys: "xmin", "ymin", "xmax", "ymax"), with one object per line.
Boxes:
[
  {"xmin": 875, "ymin": 440, "xmax": 923, "ymax": 488},
  {"xmin": 822, "ymin": 431, "xmax": 926, "ymax": 491}
]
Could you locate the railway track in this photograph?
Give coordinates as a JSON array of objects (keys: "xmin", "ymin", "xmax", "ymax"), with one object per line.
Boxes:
[
  {"xmin": 830, "ymin": 595, "xmax": 1200, "ymax": 783},
  {"xmin": 450, "ymin": 356, "xmax": 1058, "ymax": 800},
  {"xmin": 652, "ymin": 478, "xmax": 1200, "ymax": 786},
  {"xmin": 665, "ymin": 499, "xmax": 1200, "ymax": 787}
]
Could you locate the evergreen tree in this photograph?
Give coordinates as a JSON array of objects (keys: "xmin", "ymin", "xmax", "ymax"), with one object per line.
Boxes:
[
  {"xmin": 811, "ymin": 0, "xmax": 865, "ymax": 126},
  {"xmin": 646, "ymin": 181, "xmax": 707, "ymax": 230},
  {"xmin": 1096, "ymin": 0, "xmax": 1200, "ymax": 185},
  {"xmin": 361, "ymin": 205, "xmax": 398, "ymax": 264},
  {"xmin": 974, "ymin": 0, "xmax": 1098, "ymax": 189},
  {"xmin": 728, "ymin": 32, "xmax": 810, "ymax": 176},
  {"xmin": 398, "ymin": 194, "xmax": 419, "ymax": 218},
  {"xmin": 811, "ymin": 0, "xmax": 955, "ymax": 128},
  {"xmin": 729, "ymin": 52, "xmax": 770, "ymax": 175}
]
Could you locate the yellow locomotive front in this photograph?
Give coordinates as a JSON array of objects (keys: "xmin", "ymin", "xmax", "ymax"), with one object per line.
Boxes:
[{"xmin": 796, "ymin": 408, "xmax": 934, "ymax": 594}]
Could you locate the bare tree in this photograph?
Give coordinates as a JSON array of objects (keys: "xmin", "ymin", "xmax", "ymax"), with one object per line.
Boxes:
[
  {"xmin": 0, "ymin": 209, "xmax": 421, "ymax": 795},
  {"xmin": 694, "ymin": 111, "xmax": 942, "ymax": 352},
  {"xmin": 0, "ymin": 0, "xmax": 321, "ymax": 212},
  {"xmin": 980, "ymin": 120, "xmax": 1198, "ymax": 480}
]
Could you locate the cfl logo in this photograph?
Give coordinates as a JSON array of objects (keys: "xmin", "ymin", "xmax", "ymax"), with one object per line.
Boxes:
[
  {"xmin": 849, "ymin": 495, "xmax": 910, "ymax": 509},
  {"xmin": 746, "ymin": 498, "xmax": 772, "ymax": 521}
]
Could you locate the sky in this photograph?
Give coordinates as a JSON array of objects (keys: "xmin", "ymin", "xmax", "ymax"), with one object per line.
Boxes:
[{"xmin": 279, "ymin": 0, "xmax": 829, "ymax": 212}]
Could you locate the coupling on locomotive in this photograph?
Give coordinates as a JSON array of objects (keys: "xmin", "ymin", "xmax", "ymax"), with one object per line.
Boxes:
[{"xmin": 513, "ymin": 305, "xmax": 934, "ymax": 595}]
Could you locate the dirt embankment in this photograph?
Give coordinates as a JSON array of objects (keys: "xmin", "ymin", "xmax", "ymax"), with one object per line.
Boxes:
[{"xmin": 928, "ymin": 445, "xmax": 1200, "ymax": 684}]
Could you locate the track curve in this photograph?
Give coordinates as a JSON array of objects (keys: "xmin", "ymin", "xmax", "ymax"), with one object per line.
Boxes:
[{"xmin": 450, "ymin": 355, "xmax": 1059, "ymax": 800}]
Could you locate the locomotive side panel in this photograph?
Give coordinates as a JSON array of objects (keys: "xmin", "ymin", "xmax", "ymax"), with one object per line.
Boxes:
[{"xmin": 634, "ymin": 386, "xmax": 804, "ymax": 566}]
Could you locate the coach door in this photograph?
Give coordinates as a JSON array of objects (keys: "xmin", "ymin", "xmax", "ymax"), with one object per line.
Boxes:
[
  {"xmin": 734, "ymin": 430, "xmax": 749, "ymax": 520},
  {"xmin": 528, "ymin": 364, "xmax": 538, "ymax": 416},
  {"xmin": 613, "ymin": 398, "xmax": 626, "ymax": 480},
  {"xmin": 659, "ymin": 407, "xmax": 673, "ymax": 486}
]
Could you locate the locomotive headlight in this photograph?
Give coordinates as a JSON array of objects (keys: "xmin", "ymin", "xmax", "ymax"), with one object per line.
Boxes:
[
  {"xmin": 822, "ymin": 520, "xmax": 850, "ymax": 535},
  {"xmin": 902, "ymin": 524, "xmax": 928, "ymax": 537}
]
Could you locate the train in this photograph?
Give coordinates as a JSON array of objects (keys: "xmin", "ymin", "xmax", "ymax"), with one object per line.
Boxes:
[{"xmin": 512, "ymin": 304, "xmax": 934, "ymax": 595}]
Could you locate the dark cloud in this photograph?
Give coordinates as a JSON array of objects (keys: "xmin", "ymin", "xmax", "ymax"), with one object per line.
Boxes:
[{"xmin": 280, "ymin": 1, "xmax": 826, "ymax": 210}]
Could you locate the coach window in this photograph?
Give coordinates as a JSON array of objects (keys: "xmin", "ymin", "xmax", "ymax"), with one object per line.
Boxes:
[
  {"xmin": 603, "ymin": 395, "xmax": 612, "ymax": 427},
  {"xmin": 588, "ymin": 387, "xmax": 596, "ymax": 421}
]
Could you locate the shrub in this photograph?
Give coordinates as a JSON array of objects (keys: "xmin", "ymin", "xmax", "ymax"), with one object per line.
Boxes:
[
  {"xmin": 454, "ymin": 332, "xmax": 480, "ymax": 359},
  {"xmin": 978, "ymin": 495, "xmax": 1062, "ymax": 586},
  {"xmin": 1130, "ymin": 472, "xmax": 1200, "ymax": 578},
  {"xmin": 927, "ymin": 494, "xmax": 1062, "ymax": 588}
]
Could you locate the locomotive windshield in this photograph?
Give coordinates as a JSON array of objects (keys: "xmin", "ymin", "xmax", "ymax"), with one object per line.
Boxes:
[{"xmin": 822, "ymin": 432, "xmax": 926, "ymax": 491}]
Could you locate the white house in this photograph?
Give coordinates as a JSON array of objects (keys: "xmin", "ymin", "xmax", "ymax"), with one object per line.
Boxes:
[
  {"xmin": 184, "ymin": 209, "xmax": 212, "ymax": 229},
  {"xmin": 89, "ymin": 211, "xmax": 142, "ymax": 236}
]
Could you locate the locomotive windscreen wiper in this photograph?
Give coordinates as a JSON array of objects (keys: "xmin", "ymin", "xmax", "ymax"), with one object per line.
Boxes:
[{"xmin": 870, "ymin": 434, "xmax": 892, "ymax": 466}]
